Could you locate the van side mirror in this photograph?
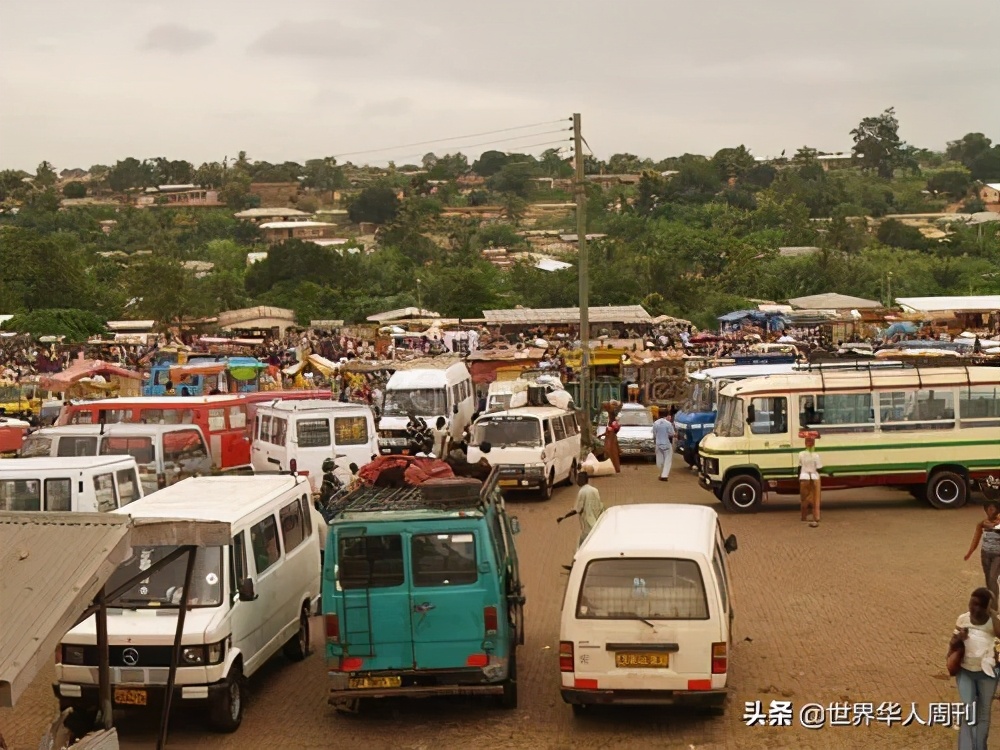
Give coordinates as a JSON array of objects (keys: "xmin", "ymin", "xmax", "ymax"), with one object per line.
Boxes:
[
  {"xmin": 238, "ymin": 578, "xmax": 257, "ymax": 602},
  {"xmin": 509, "ymin": 516, "xmax": 521, "ymax": 535},
  {"xmin": 453, "ymin": 403, "xmax": 459, "ymax": 415},
  {"xmin": 724, "ymin": 534, "xmax": 738, "ymax": 554},
  {"xmin": 745, "ymin": 404, "xmax": 755, "ymax": 425}
]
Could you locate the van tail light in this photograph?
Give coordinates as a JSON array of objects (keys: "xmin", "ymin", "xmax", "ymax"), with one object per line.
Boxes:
[
  {"xmin": 559, "ymin": 641, "xmax": 574, "ymax": 672},
  {"xmin": 712, "ymin": 642, "xmax": 728, "ymax": 674},
  {"xmin": 340, "ymin": 656, "xmax": 363, "ymax": 672},
  {"xmin": 483, "ymin": 606, "xmax": 498, "ymax": 635},
  {"xmin": 325, "ymin": 614, "xmax": 339, "ymax": 643},
  {"xmin": 290, "ymin": 459, "xmax": 298, "ymax": 475}
]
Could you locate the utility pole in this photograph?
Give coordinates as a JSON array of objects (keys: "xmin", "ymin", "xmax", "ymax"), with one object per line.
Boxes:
[{"xmin": 573, "ymin": 113, "xmax": 592, "ymax": 446}]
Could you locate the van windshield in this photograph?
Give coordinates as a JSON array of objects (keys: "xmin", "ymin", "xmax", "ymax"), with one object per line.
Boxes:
[
  {"xmin": 19, "ymin": 435, "xmax": 52, "ymax": 457},
  {"xmin": 715, "ymin": 395, "xmax": 744, "ymax": 437},
  {"xmin": 685, "ymin": 381, "xmax": 714, "ymax": 413},
  {"xmin": 577, "ymin": 558, "xmax": 709, "ymax": 620},
  {"xmin": 472, "ymin": 416, "xmax": 541, "ymax": 447},
  {"xmin": 617, "ymin": 409, "xmax": 653, "ymax": 427},
  {"xmin": 106, "ymin": 546, "xmax": 223, "ymax": 608},
  {"xmin": 383, "ymin": 388, "xmax": 447, "ymax": 417}
]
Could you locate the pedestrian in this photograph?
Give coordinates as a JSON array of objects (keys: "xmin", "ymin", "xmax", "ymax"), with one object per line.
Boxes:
[
  {"xmin": 949, "ymin": 587, "xmax": 1000, "ymax": 750},
  {"xmin": 601, "ymin": 401, "xmax": 622, "ymax": 474},
  {"xmin": 965, "ymin": 501, "xmax": 1000, "ymax": 603},
  {"xmin": 431, "ymin": 416, "xmax": 450, "ymax": 458},
  {"xmin": 556, "ymin": 472, "xmax": 605, "ymax": 547},
  {"xmin": 652, "ymin": 411, "xmax": 675, "ymax": 482},
  {"xmin": 798, "ymin": 431, "xmax": 823, "ymax": 527}
]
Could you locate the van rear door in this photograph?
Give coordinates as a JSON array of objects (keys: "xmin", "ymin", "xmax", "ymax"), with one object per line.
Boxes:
[
  {"xmin": 408, "ymin": 529, "xmax": 492, "ymax": 669},
  {"xmin": 570, "ymin": 556, "xmax": 721, "ymax": 689}
]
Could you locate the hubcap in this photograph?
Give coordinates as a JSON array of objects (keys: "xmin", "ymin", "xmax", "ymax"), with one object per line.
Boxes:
[
  {"xmin": 937, "ymin": 480, "xmax": 959, "ymax": 503},
  {"xmin": 732, "ymin": 484, "xmax": 756, "ymax": 508},
  {"xmin": 229, "ymin": 681, "xmax": 240, "ymax": 721}
]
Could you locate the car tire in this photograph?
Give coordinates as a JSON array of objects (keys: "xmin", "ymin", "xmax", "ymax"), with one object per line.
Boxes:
[
  {"xmin": 571, "ymin": 703, "xmax": 588, "ymax": 717},
  {"xmin": 722, "ymin": 475, "xmax": 763, "ymax": 513},
  {"xmin": 208, "ymin": 664, "xmax": 244, "ymax": 733},
  {"xmin": 498, "ymin": 650, "xmax": 517, "ymax": 709},
  {"xmin": 683, "ymin": 447, "xmax": 696, "ymax": 467},
  {"xmin": 926, "ymin": 470, "xmax": 967, "ymax": 509},
  {"xmin": 566, "ymin": 461, "xmax": 579, "ymax": 487},
  {"xmin": 541, "ymin": 471, "xmax": 554, "ymax": 500},
  {"xmin": 282, "ymin": 606, "xmax": 311, "ymax": 661}
]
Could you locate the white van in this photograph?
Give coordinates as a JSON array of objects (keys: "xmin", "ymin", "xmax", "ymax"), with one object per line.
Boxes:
[
  {"xmin": 251, "ymin": 400, "xmax": 378, "ymax": 494},
  {"xmin": 0, "ymin": 456, "xmax": 143, "ymax": 512},
  {"xmin": 377, "ymin": 360, "xmax": 475, "ymax": 455},
  {"xmin": 559, "ymin": 504, "xmax": 738, "ymax": 714},
  {"xmin": 54, "ymin": 475, "xmax": 320, "ymax": 733},
  {"xmin": 468, "ymin": 406, "xmax": 581, "ymax": 499},
  {"xmin": 21, "ymin": 423, "xmax": 213, "ymax": 495}
]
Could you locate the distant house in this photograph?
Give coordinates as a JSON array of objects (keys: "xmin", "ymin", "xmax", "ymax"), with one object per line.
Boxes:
[
  {"xmin": 136, "ymin": 185, "xmax": 221, "ymax": 207},
  {"xmin": 258, "ymin": 220, "xmax": 339, "ymax": 244},
  {"xmin": 778, "ymin": 246, "xmax": 821, "ymax": 257},
  {"xmin": 234, "ymin": 207, "xmax": 312, "ymax": 223},
  {"xmin": 585, "ymin": 174, "xmax": 641, "ymax": 187},
  {"xmin": 980, "ymin": 183, "xmax": 1000, "ymax": 206}
]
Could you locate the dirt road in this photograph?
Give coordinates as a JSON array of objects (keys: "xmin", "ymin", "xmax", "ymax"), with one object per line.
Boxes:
[{"xmin": 1, "ymin": 457, "xmax": 984, "ymax": 749}]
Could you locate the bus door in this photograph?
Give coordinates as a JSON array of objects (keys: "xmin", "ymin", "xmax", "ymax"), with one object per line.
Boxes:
[{"xmin": 745, "ymin": 395, "xmax": 795, "ymax": 484}]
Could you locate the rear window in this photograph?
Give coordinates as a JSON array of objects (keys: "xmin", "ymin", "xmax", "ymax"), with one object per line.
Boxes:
[
  {"xmin": 116, "ymin": 469, "xmax": 141, "ymax": 506},
  {"xmin": 297, "ymin": 418, "xmax": 330, "ymax": 448},
  {"xmin": 58, "ymin": 436, "xmax": 98, "ymax": 457},
  {"xmin": 577, "ymin": 558, "xmax": 709, "ymax": 621},
  {"xmin": 100, "ymin": 436, "xmax": 154, "ymax": 465},
  {"xmin": 93, "ymin": 472, "xmax": 118, "ymax": 512},
  {"xmin": 140, "ymin": 409, "xmax": 194, "ymax": 425},
  {"xmin": 338, "ymin": 534, "xmax": 404, "ymax": 589},
  {"xmin": 334, "ymin": 416, "xmax": 368, "ymax": 446},
  {"xmin": 20, "ymin": 436, "xmax": 52, "ymax": 457},
  {"xmin": 411, "ymin": 533, "xmax": 478, "ymax": 587}
]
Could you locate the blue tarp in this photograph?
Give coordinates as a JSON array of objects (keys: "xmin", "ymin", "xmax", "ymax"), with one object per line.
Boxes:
[{"xmin": 882, "ymin": 321, "xmax": 918, "ymax": 337}]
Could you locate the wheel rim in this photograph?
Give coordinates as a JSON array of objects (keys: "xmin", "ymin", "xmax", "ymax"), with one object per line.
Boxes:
[
  {"xmin": 229, "ymin": 680, "xmax": 241, "ymax": 721},
  {"xmin": 299, "ymin": 614, "xmax": 308, "ymax": 652},
  {"xmin": 935, "ymin": 479, "xmax": 960, "ymax": 504},
  {"xmin": 730, "ymin": 483, "xmax": 757, "ymax": 509}
]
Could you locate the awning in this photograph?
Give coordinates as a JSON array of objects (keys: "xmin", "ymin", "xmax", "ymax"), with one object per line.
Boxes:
[
  {"xmin": 38, "ymin": 360, "xmax": 141, "ymax": 392},
  {"xmin": 169, "ymin": 362, "xmax": 227, "ymax": 380},
  {"xmin": 283, "ymin": 353, "xmax": 339, "ymax": 377}
]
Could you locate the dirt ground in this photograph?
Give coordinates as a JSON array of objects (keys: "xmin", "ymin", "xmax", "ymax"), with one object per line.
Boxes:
[{"xmin": 1, "ymin": 455, "xmax": 988, "ymax": 749}]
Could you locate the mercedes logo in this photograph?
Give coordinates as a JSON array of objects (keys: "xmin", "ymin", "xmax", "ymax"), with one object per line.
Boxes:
[{"xmin": 122, "ymin": 648, "xmax": 140, "ymax": 666}]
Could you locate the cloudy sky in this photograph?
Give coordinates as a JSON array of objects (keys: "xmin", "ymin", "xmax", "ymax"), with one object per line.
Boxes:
[{"xmin": 1, "ymin": 0, "xmax": 997, "ymax": 171}]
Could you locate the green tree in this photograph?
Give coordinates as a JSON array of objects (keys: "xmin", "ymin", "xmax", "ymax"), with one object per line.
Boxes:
[
  {"xmin": 926, "ymin": 167, "xmax": 972, "ymax": 199},
  {"xmin": 348, "ymin": 184, "xmax": 400, "ymax": 225},
  {"xmin": 194, "ymin": 162, "xmax": 225, "ymax": 189},
  {"xmin": 607, "ymin": 153, "xmax": 643, "ymax": 174},
  {"xmin": 946, "ymin": 133, "xmax": 993, "ymax": 169},
  {"xmin": 851, "ymin": 107, "xmax": 905, "ymax": 179},
  {"xmin": 35, "ymin": 161, "xmax": 57, "ymax": 188},
  {"xmin": 1, "ymin": 309, "xmax": 106, "ymax": 341},
  {"xmin": 711, "ymin": 146, "xmax": 755, "ymax": 182},
  {"xmin": 471, "ymin": 150, "xmax": 510, "ymax": 177},
  {"xmin": 539, "ymin": 148, "xmax": 573, "ymax": 178},
  {"xmin": 970, "ymin": 147, "xmax": 1000, "ymax": 182},
  {"xmin": 876, "ymin": 219, "xmax": 927, "ymax": 250},
  {"xmin": 124, "ymin": 253, "xmax": 196, "ymax": 325},
  {"xmin": 219, "ymin": 171, "xmax": 258, "ymax": 210},
  {"xmin": 107, "ymin": 157, "xmax": 154, "ymax": 192},
  {"xmin": 62, "ymin": 181, "xmax": 87, "ymax": 199},
  {"xmin": 303, "ymin": 157, "xmax": 346, "ymax": 192}
]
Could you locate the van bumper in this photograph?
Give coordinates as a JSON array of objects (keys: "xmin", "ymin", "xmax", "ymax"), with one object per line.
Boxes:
[
  {"xmin": 53, "ymin": 679, "xmax": 229, "ymax": 707},
  {"xmin": 328, "ymin": 668, "xmax": 505, "ymax": 702},
  {"xmin": 561, "ymin": 687, "xmax": 727, "ymax": 708}
]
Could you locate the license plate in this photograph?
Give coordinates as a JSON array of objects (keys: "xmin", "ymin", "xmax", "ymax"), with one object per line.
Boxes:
[
  {"xmin": 114, "ymin": 688, "xmax": 148, "ymax": 706},
  {"xmin": 349, "ymin": 676, "xmax": 402, "ymax": 689},
  {"xmin": 615, "ymin": 652, "xmax": 670, "ymax": 669},
  {"xmin": 621, "ymin": 447, "xmax": 640, "ymax": 455},
  {"xmin": 499, "ymin": 479, "xmax": 518, "ymax": 487}
]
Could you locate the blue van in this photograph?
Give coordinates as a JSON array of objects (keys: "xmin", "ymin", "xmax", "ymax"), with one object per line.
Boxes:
[{"xmin": 322, "ymin": 471, "xmax": 524, "ymax": 712}]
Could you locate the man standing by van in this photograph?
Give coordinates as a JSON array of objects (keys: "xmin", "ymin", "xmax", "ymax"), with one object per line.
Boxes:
[
  {"xmin": 557, "ymin": 473, "xmax": 605, "ymax": 547},
  {"xmin": 652, "ymin": 412, "xmax": 676, "ymax": 482}
]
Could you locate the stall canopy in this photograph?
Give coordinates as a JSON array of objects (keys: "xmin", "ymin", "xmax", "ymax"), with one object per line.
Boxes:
[
  {"xmin": 283, "ymin": 353, "xmax": 340, "ymax": 377},
  {"xmin": 38, "ymin": 359, "xmax": 140, "ymax": 393}
]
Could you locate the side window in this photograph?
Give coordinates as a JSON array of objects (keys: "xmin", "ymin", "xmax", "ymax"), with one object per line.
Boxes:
[
  {"xmin": 334, "ymin": 416, "xmax": 368, "ymax": 445},
  {"xmin": 250, "ymin": 515, "xmax": 282, "ymax": 574},
  {"xmin": 228, "ymin": 406, "xmax": 247, "ymax": 430},
  {"xmin": 100, "ymin": 436, "xmax": 154, "ymax": 465},
  {"xmin": 712, "ymin": 545, "xmax": 729, "ymax": 613},
  {"xmin": 58, "ymin": 436, "xmax": 98, "ymax": 457},
  {"xmin": 543, "ymin": 420, "xmax": 553, "ymax": 445},
  {"xmin": 232, "ymin": 531, "xmax": 248, "ymax": 600},
  {"xmin": 208, "ymin": 408, "xmax": 226, "ymax": 432},
  {"xmin": 411, "ymin": 533, "xmax": 478, "ymax": 587},
  {"xmin": 749, "ymin": 397, "xmax": 787, "ymax": 435},
  {"xmin": 93, "ymin": 472, "xmax": 118, "ymax": 512},
  {"xmin": 20, "ymin": 436, "xmax": 52, "ymax": 457},
  {"xmin": 116, "ymin": 469, "xmax": 141, "ymax": 505},
  {"xmin": 297, "ymin": 418, "xmax": 331, "ymax": 448},
  {"xmin": 255, "ymin": 415, "xmax": 261, "ymax": 440},
  {"xmin": 299, "ymin": 494, "xmax": 313, "ymax": 538},
  {"xmin": 0, "ymin": 479, "xmax": 41, "ymax": 511},
  {"xmin": 279, "ymin": 499, "xmax": 306, "ymax": 553},
  {"xmin": 272, "ymin": 418, "xmax": 288, "ymax": 446},
  {"xmin": 45, "ymin": 478, "xmax": 72, "ymax": 511},
  {"xmin": 260, "ymin": 415, "xmax": 272, "ymax": 442},
  {"xmin": 163, "ymin": 429, "xmax": 211, "ymax": 472},
  {"xmin": 69, "ymin": 411, "xmax": 94, "ymax": 425},
  {"xmin": 563, "ymin": 415, "xmax": 578, "ymax": 436},
  {"xmin": 338, "ymin": 534, "xmax": 404, "ymax": 589},
  {"xmin": 552, "ymin": 415, "xmax": 566, "ymax": 441}
]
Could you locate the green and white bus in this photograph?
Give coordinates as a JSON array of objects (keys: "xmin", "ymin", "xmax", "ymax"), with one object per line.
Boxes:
[{"xmin": 698, "ymin": 365, "xmax": 1000, "ymax": 513}]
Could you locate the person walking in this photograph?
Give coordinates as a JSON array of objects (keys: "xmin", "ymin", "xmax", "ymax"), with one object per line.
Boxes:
[
  {"xmin": 949, "ymin": 587, "xmax": 1000, "ymax": 750},
  {"xmin": 431, "ymin": 416, "xmax": 450, "ymax": 458},
  {"xmin": 965, "ymin": 501, "xmax": 1000, "ymax": 603},
  {"xmin": 798, "ymin": 431, "xmax": 823, "ymax": 527},
  {"xmin": 652, "ymin": 412, "xmax": 675, "ymax": 482},
  {"xmin": 556, "ymin": 472, "xmax": 605, "ymax": 547}
]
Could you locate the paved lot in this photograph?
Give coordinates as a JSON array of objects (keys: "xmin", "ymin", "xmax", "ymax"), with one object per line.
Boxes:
[{"xmin": 1, "ymin": 455, "xmax": 989, "ymax": 749}]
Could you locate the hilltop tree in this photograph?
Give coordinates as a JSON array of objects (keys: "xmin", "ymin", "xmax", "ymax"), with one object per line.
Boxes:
[
  {"xmin": 348, "ymin": 184, "xmax": 400, "ymax": 225},
  {"xmin": 193, "ymin": 162, "xmax": 225, "ymax": 189},
  {"xmin": 926, "ymin": 168, "xmax": 972, "ymax": 200},
  {"xmin": 62, "ymin": 182, "xmax": 87, "ymax": 199},
  {"xmin": 711, "ymin": 146, "xmax": 755, "ymax": 182},
  {"xmin": 303, "ymin": 157, "xmax": 346, "ymax": 192},
  {"xmin": 107, "ymin": 157, "xmax": 155, "ymax": 192},
  {"xmin": 851, "ymin": 107, "xmax": 905, "ymax": 179},
  {"xmin": 35, "ymin": 161, "xmax": 57, "ymax": 188},
  {"xmin": 946, "ymin": 133, "xmax": 993, "ymax": 169},
  {"xmin": 471, "ymin": 150, "xmax": 510, "ymax": 178}
]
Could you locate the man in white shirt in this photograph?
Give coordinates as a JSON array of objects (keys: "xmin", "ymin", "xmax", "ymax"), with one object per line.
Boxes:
[
  {"xmin": 799, "ymin": 432, "xmax": 824, "ymax": 527},
  {"xmin": 652, "ymin": 413, "xmax": 676, "ymax": 482},
  {"xmin": 557, "ymin": 473, "xmax": 605, "ymax": 547}
]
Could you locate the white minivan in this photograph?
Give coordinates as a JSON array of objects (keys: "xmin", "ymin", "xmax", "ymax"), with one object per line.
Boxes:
[
  {"xmin": 467, "ymin": 406, "xmax": 581, "ymax": 499},
  {"xmin": 0, "ymin": 455, "xmax": 144, "ymax": 512},
  {"xmin": 54, "ymin": 475, "xmax": 320, "ymax": 733},
  {"xmin": 559, "ymin": 504, "xmax": 738, "ymax": 714},
  {"xmin": 377, "ymin": 360, "xmax": 475, "ymax": 455},
  {"xmin": 20, "ymin": 423, "xmax": 212, "ymax": 495},
  {"xmin": 251, "ymin": 399, "xmax": 378, "ymax": 494}
]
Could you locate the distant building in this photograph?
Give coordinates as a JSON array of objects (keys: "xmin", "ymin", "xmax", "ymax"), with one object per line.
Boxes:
[
  {"xmin": 136, "ymin": 185, "xmax": 221, "ymax": 207},
  {"xmin": 234, "ymin": 207, "xmax": 312, "ymax": 223},
  {"xmin": 258, "ymin": 220, "xmax": 339, "ymax": 244},
  {"xmin": 777, "ymin": 246, "xmax": 821, "ymax": 257},
  {"xmin": 980, "ymin": 183, "xmax": 1000, "ymax": 206}
]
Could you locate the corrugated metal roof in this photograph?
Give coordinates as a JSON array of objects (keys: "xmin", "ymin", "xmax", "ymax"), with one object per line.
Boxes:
[
  {"xmin": 896, "ymin": 295, "xmax": 1000, "ymax": 313},
  {"xmin": 217, "ymin": 306, "xmax": 296, "ymax": 327},
  {"xmin": 367, "ymin": 307, "xmax": 441, "ymax": 322},
  {"xmin": 787, "ymin": 293, "xmax": 881, "ymax": 310},
  {"xmin": 483, "ymin": 305, "xmax": 651, "ymax": 325},
  {"xmin": 0, "ymin": 511, "xmax": 230, "ymax": 708}
]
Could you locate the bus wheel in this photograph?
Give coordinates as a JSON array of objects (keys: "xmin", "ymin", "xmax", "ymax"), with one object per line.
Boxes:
[
  {"xmin": 926, "ymin": 471, "xmax": 967, "ymax": 509},
  {"xmin": 722, "ymin": 475, "xmax": 762, "ymax": 513},
  {"xmin": 683, "ymin": 447, "xmax": 697, "ymax": 467}
]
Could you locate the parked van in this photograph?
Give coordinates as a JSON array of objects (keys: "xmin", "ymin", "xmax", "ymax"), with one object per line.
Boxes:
[
  {"xmin": 54, "ymin": 475, "xmax": 320, "ymax": 733},
  {"xmin": 324, "ymin": 472, "xmax": 524, "ymax": 712},
  {"xmin": 21, "ymin": 423, "xmax": 212, "ymax": 495},
  {"xmin": 377, "ymin": 360, "xmax": 474, "ymax": 455},
  {"xmin": 468, "ymin": 406, "xmax": 581, "ymax": 499},
  {"xmin": 0, "ymin": 456, "xmax": 143, "ymax": 512},
  {"xmin": 251, "ymin": 400, "xmax": 378, "ymax": 493},
  {"xmin": 559, "ymin": 504, "xmax": 738, "ymax": 714}
]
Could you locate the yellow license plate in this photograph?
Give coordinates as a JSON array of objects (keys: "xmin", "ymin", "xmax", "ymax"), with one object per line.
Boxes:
[
  {"xmin": 114, "ymin": 688, "xmax": 148, "ymax": 706},
  {"xmin": 615, "ymin": 652, "xmax": 670, "ymax": 669},
  {"xmin": 498, "ymin": 479, "xmax": 518, "ymax": 487},
  {"xmin": 348, "ymin": 676, "xmax": 402, "ymax": 689}
]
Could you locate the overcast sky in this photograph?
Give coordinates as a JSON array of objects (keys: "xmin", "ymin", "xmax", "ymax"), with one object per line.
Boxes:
[{"xmin": 1, "ymin": 0, "xmax": 997, "ymax": 172}]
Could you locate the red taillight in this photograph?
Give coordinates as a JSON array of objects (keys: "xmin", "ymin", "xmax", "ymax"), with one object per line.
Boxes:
[
  {"xmin": 574, "ymin": 678, "xmax": 598, "ymax": 689},
  {"xmin": 712, "ymin": 642, "xmax": 727, "ymax": 674},
  {"xmin": 466, "ymin": 654, "xmax": 488, "ymax": 667},
  {"xmin": 290, "ymin": 459, "xmax": 298, "ymax": 474},
  {"xmin": 341, "ymin": 656, "xmax": 363, "ymax": 672},
  {"xmin": 559, "ymin": 641, "xmax": 574, "ymax": 672},
  {"xmin": 325, "ymin": 614, "xmax": 339, "ymax": 643},
  {"xmin": 483, "ymin": 606, "xmax": 498, "ymax": 634},
  {"xmin": 688, "ymin": 679, "xmax": 712, "ymax": 690}
]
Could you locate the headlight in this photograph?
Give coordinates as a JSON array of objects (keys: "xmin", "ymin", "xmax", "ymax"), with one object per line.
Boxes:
[
  {"xmin": 207, "ymin": 641, "xmax": 225, "ymax": 664},
  {"xmin": 524, "ymin": 463, "xmax": 545, "ymax": 475},
  {"xmin": 62, "ymin": 645, "xmax": 85, "ymax": 665},
  {"xmin": 182, "ymin": 646, "xmax": 206, "ymax": 665},
  {"xmin": 183, "ymin": 641, "xmax": 225, "ymax": 665}
]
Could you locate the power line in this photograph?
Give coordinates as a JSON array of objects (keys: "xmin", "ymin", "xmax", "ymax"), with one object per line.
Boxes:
[
  {"xmin": 332, "ymin": 119, "xmax": 570, "ymax": 160},
  {"xmin": 386, "ymin": 139, "xmax": 571, "ymax": 165}
]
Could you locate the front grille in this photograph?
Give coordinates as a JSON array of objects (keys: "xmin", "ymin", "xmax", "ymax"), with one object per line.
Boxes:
[{"xmin": 79, "ymin": 645, "xmax": 177, "ymax": 667}]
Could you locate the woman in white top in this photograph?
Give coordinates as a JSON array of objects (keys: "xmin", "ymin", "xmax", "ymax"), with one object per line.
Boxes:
[
  {"xmin": 798, "ymin": 431, "xmax": 824, "ymax": 527},
  {"xmin": 949, "ymin": 587, "xmax": 1000, "ymax": 750}
]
